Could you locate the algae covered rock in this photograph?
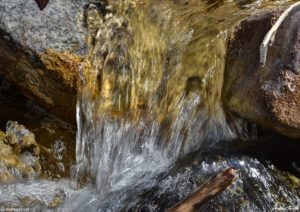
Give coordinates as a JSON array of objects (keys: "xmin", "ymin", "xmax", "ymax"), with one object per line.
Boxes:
[
  {"xmin": 6, "ymin": 121, "xmax": 40, "ymax": 156},
  {"xmin": 0, "ymin": 138, "xmax": 12, "ymax": 155},
  {"xmin": 0, "ymin": 122, "xmax": 41, "ymax": 183},
  {"xmin": 223, "ymin": 8, "xmax": 300, "ymax": 138}
]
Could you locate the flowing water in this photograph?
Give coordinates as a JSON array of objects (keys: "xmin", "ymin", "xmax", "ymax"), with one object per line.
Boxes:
[{"xmin": 0, "ymin": 0, "xmax": 300, "ymax": 211}]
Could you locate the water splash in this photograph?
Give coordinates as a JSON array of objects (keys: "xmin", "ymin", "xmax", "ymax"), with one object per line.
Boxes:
[{"xmin": 74, "ymin": 0, "xmax": 237, "ymax": 193}]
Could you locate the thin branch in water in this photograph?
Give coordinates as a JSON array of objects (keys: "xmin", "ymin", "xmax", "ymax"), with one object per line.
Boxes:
[{"xmin": 166, "ymin": 167, "xmax": 238, "ymax": 212}]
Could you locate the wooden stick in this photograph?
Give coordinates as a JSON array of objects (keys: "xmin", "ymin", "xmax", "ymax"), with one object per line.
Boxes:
[
  {"xmin": 166, "ymin": 167, "xmax": 238, "ymax": 212},
  {"xmin": 260, "ymin": 1, "xmax": 300, "ymax": 67}
]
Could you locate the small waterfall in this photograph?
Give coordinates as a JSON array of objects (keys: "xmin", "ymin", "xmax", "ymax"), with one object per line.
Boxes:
[
  {"xmin": 0, "ymin": 1, "xmax": 299, "ymax": 211},
  {"xmin": 74, "ymin": 0, "xmax": 235, "ymax": 193}
]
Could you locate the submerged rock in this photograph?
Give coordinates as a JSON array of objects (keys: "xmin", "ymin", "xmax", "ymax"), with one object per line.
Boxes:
[
  {"xmin": 0, "ymin": 139, "xmax": 12, "ymax": 155},
  {"xmin": 0, "ymin": 122, "xmax": 41, "ymax": 183},
  {"xmin": 0, "ymin": 0, "xmax": 94, "ymax": 123},
  {"xmin": 223, "ymin": 8, "xmax": 300, "ymax": 138},
  {"xmin": 6, "ymin": 121, "xmax": 40, "ymax": 156}
]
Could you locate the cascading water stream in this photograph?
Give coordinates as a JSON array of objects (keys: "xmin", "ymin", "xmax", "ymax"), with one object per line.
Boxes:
[
  {"xmin": 74, "ymin": 0, "xmax": 236, "ymax": 194},
  {"xmin": 0, "ymin": 0, "xmax": 299, "ymax": 211}
]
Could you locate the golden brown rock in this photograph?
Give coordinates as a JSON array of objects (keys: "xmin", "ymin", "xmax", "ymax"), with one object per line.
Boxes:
[
  {"xmin": 0, "ymin": 140, "xmax": 12, "ymax": 155},
  {"xmin": 21, "ymin": 135, "xmax": 40, "ymax": 156},
  {"xmin": 7, "ymin": 133, "xmax": 21, "ymax": 154},
  {"xmin": 40, "ymin": 49, "xmax": 85, "ymax": 90},
  {"xmin": 0, "ymin": 154, "xmax": 19, "ymax": 168},
  {"xmin": 0, "ymin": 166, "xmax": 14, "ymax": 183},
  {"xmin": 0, "ymin": 130, "xmax": 6, "ymax": 141},
  {"xmin": 7, "ymin": 133, "xmax": 18, "ymax": 145},
  {"xmin": 0, "ymin": 45, "xmax": 85, "ymax": 124},
  {"xmin": 0, "ymin": 122, "xmax": 42, "ymax": 183},
  {"xmin": 7, "ymin": 121, "xmax": 40, "ymax": 155}
]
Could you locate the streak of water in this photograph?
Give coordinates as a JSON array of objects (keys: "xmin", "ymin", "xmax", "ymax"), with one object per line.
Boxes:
[
  {"xmin": 74, "ymin": 0, "xmax": 299, "ymax": 195},
  {"xmin": 74, "ymin": 0, "xmax": 236, "ymax": 193}
]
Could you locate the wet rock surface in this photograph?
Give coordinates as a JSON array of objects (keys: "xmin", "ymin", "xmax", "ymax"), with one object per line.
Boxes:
[
  {"xmin": 0, "ymin": 118, "xmax": 75, "ymax": 183},
  {"xmin": 6, "ymin": 121, "xmax": 40, "ymax": 156},
  {"xmin": 0, "ymin": 0, "xmax": 102, "ymax": 123},
  {"xmin": 0, "ymin": 77, "xmax": 76, "ymax": 179},
  {"xmin": 223, "ymin": 7, "xmax": 300, "ymax": 139},
  {"xmin": 58, "ymin": 132, "xmax": 300, "ymax": 212},
  {"xmin": 0, "ymin": 122, "xmax": 41, "ymax": 183}
]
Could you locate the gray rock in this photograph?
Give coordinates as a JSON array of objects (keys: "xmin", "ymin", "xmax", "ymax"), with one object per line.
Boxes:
[
  {"xmin": 0, "ymin": 0, "xmax": 88, "ymax": 55},
  {"xmin": 0, "ymin": 0, "xmax": 104, "ymax": 123}
]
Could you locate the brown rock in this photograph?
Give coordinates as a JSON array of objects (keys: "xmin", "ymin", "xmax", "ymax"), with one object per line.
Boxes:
[
  {"xmin": 7, "ymin": 133, "xmax": 18, "ymax": 145},
  {"xmin": 0, "ymin": 154, "xmax": 19, "ymax": 168},
  {"xmin": 0, "ymin": 43, "xmax": 85, "ymax": 124},
  {"xmin": 21, "ymin": 135, "xmax": 40, "ymax": 156},
  {"xmin": 0, "ymin": 140, "xmax": 13, "ymax": 155},
  {"xmin": 0, "ymin": 166, "xmax": 14, "ymax": 183},
  {"xmin": 223, "ymin": 8, "xmax": 300, "ymax": 138},
  {"xmin": 7, "ymin": 133, "xmax": 21, "ymax": 154},
  {"xmin": 6, "ymin": 121, "xmax": 41, "ymax": 155},
  {"xmin": 0, "ymin": 130, "xmax": 6, "ymax": 141},
  {"xmin": 0, "ymin": 122, "xmax": 43, "ymax": 183}
]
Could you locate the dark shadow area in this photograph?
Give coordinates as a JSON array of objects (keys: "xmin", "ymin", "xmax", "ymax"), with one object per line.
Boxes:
[{"xmin": 0, "ymin": 76, "xmax": 76, "ymax": 178}]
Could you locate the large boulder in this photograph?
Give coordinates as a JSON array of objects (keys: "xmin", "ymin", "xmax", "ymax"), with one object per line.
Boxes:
[
  {"xmin": 0, "ymin": 0, "xmax": 94, "ymax": 123},
  {"xmin": 223, "ymin": 8, "xmax": 300, "ymax": 138}
]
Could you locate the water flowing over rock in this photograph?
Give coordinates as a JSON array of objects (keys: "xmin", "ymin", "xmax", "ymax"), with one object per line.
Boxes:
[
  {"xmin": 223, "ymin": 7, "xmax": 300, "ymax": 139},
  {"xmin": 0, "ymin": 0, "xmax": 92, "ymax": 123},
  {"xmin": 75, "ymin": 0, "xmax": 235, "ymax": 193},
  {"xmin": 0, "ymin": 0, "xmax": 300, "ymax": 211}
]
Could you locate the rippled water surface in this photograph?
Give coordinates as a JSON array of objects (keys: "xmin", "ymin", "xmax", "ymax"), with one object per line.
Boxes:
[{"xmin": 0, "ymin": 0, "xmax": 300, "ymax": 211}]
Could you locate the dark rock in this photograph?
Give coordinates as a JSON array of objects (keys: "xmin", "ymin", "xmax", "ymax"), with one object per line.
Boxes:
[{"xmin": 223, "ymin": 7, "xmax": 300, "ymax": 138}]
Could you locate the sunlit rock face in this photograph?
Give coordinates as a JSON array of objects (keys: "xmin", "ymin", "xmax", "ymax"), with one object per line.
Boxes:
[
  {"xmin": 223, "ymin": 8, "xmax": 300, "ymax": 139},
  {"xmin": 0, "ymin": 0, "xmax": 92, "ymax": 124}
]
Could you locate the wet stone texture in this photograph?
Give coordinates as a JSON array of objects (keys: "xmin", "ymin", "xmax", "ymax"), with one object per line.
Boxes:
[
  {"xmin": 0, "ymin": 76, "xmax": 76, "ymax": 179},
  {"xmin": 223, "ymin": 8, "xmax": 300, "ymax": 139},
  {"xmin": 0, "ymin": 121, "xmax": 41, "ymax": 183},
  {"xmin": 0, "ymin": 0, "xmax": 103, "ymax": 124}
]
